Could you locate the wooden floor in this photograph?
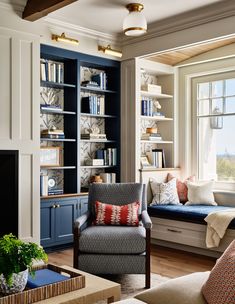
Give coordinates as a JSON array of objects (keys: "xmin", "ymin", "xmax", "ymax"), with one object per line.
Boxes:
[{"xmin": 48, "ymin": 244, "xmax": 216, "ymax": 278}]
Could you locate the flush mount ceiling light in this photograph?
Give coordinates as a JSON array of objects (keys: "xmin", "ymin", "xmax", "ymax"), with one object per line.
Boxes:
[
  {"xmin": 98, "ymin": 45, "xmax": 122, "ymax": 58},
  {"xmin": 123, "ymin": 3, "xmax": 147, "ymax": 37},
  {"xmin": 51, "ymin": 33, "xmax": 79, "ymax": 45}
]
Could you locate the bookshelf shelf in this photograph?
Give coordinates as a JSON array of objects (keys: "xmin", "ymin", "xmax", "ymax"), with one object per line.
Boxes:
[
  {"xmin": 40, "ymin": 166, "xmax": 76, "ymax": 170},
  {"xmin": 80, "ymin": 165, "xmax": 116, "ymax": 169},
  {"xmin": 80, "ymin": 139, "xmax": 116, "ymax": 143},
  {"xmin": 80, "ymin": 86, "xmax": 116, "ymax": 94},
  {"xmin": 140, "ymin": 115, "xmax": 173, "ymax": 121},
  {"xmin": 41, "ymin": 81, "xmax": 76, "ymax": 89},
  {"xmin": 41, "ymin": 109, "xmax": 76, "ymax": 115},
  {"xmin": 141, "ymin": 140, "xmax": 173, "ymax": 144},
  {"xmin": 40, "ymin": 138, "xmax": 76, "ymax": 142},
  {"xmin": 140, "ymin": 90, "xmax": 173, "ymax": 99},
  {"xmin": 81, "ymin": 113, "xmax": 116, "ymax": 118}
]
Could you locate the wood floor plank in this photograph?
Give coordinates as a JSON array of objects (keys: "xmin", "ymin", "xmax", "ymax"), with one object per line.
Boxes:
[{"xmin": 48, "ymin": 245, "xmax": 216, "ymax": 278}]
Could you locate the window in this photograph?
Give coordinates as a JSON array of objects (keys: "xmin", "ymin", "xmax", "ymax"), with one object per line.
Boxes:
[{"xmin": 194, "ymin": 73, "xmax": 235, "ymax": 186}]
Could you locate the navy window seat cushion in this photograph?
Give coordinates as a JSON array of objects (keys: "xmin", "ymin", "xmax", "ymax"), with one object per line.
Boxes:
[{"xmin": 147, "ymin": 205, "xmax": 235, "ymax": 229}]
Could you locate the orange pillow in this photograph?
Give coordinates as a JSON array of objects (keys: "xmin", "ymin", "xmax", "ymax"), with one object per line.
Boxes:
[
  {"xmin": 94, "ymin": 201, "xmax": 140, "ymax": 226},
  {"xmin": 202, "ymin": 240, "xmax": 235, "ymax": 304},
  {"xmin": 167, "ymin": 173, "xmax": 195, "ymax": 203}
]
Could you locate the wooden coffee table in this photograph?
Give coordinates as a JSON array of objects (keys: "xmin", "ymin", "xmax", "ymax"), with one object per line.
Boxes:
[{"xmin": 36, "ymin": 265, "xmax": 121, "ymax": 304}]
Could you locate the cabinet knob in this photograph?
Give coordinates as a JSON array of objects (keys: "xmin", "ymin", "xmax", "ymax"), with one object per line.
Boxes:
[
  {"xmin": 56, "ymin": 204, "xmax": 60, "ymax": 208},
  {"xmin": 52, "ymin": 204, "xmax": 56, "ymax": 208}
]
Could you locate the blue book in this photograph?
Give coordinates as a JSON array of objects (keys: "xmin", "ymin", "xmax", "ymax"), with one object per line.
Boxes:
[{"xmin": 27, "ymin": 269, "xmax": 69, "ymax": 288}]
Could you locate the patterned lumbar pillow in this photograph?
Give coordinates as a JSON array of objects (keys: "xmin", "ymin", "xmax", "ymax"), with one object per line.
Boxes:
[
  {"xmin": 150, "ymin": 178, "xmax": 181, "ymax": 205},
  {"xmin": 167, "ymin": 173, "xmax": 195, "ymax": 203},
  {"xmin": 202, "ymin": 240, "xmax": 235, "ymax": 304},
  {"xmin": 94, "ymin": 201, "xmax": 140, "ymax": 226},
  {"xmin": 185, "ymin": 181, "xmax": 217, "ymax": 206}
]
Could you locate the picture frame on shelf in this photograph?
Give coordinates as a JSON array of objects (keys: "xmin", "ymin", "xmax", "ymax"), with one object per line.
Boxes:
[
  {"xmin": 140, "ymin": 155, "xmax": 151, "ymax": 168},
  {"xmin": 40, "ymin": 147, "xmax": 61, "ymax": 167}
]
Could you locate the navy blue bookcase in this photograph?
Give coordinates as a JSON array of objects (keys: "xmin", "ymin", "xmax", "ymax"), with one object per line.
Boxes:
[{"xmin": 40, "ymin": 45, "xmax": 120, "ymax": 248}]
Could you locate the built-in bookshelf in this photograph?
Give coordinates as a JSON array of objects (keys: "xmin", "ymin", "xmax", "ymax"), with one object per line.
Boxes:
[
  {"xmin": 40, "ymin": 45, "xmax": 120, "ymax": 197},
  {"xmin": 139, "ymin": 60, "xmax": 175, "ymax": 171},
  {"xmin": 79, "ymin": 63, "xmax": 120, "ymax": 191}
]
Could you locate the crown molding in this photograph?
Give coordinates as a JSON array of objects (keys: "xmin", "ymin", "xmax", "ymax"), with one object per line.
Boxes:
[
  {"xmin": 121, "ymin": 0, "xmax": 235, "ymax": 46},
  {"xmin": 45, "ymin": 17, "xmax": 121, "ymax": 45},
  {"xmin": 0, "ymin": 0, "xmax": 25, "ymax": 13}
]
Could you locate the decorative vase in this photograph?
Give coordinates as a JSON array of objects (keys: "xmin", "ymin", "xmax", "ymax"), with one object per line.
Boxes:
[{"xmin": 0, "ymin": 269, "xmax": 28, "ymax": 294}]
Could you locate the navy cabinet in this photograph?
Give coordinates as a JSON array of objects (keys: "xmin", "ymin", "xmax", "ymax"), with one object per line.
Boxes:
[{"xmin": 40, "ymin": 195, "xmax": 88, "ymax": 248}]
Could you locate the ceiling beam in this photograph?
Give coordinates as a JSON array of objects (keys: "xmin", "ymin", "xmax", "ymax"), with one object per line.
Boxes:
[{"xmin": 22, "ymin": 0, "xmax": 78, "ymax": 22}]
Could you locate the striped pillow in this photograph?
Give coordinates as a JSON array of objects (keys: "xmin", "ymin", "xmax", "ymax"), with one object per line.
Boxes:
[
  {"xmin": 202, "ymin": 240, "xmax": 235, "ymax": 304},
  {"xmin": 94, "ymin": 201, "xmax": 140, "ymax": 226}
]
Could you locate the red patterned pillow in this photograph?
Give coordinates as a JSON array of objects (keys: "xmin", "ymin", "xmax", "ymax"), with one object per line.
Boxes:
[
  {"xmin": 167, "ymin": 173, "xmax": 195, "ymax": 203},
  {"xmin": 95, "ymin": 201, "xmax": 140, "ymax": 226},
  {"xmin": 202, "ymin": 240, "xmax": 235, "ymax": 304}
]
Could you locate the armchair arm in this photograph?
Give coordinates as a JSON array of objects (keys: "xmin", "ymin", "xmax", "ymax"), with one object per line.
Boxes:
[
  {"xmin": 74, "ymin": 210, "xmax": 91, "ymax": 231},
  {"xmin": 73, "ymin": 210, "xmax": 91, "ymax": 269},
  {"xmin": 141, "ymin": 210, "xmax": 152, "ymax": 229}
]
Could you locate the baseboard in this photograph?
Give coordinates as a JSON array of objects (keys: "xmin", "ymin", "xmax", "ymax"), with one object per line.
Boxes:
[{"xmin": 151, "ymin": 239, "xmax": 222, "ymax": 258}]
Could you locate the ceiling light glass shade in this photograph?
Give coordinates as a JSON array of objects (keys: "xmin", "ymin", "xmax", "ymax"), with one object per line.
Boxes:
[{"xmin": 123, "ymin": 4, "xmax": 147, "ymax": 36}]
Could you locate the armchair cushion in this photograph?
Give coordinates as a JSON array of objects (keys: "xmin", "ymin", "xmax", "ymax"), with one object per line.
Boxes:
[
  {"xmin": 79, "ymin": 225, "xmax": 146, "ymax": 254},
  {"xmin": 135, "ymin": 271, "xmax": 209, "ymax": 304},
  {"xmin": 95, "ymin": 201, "xmax": 140, "ymax": 226}
]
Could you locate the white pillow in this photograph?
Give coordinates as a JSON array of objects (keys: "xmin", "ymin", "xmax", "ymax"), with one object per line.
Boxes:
[
  {"xmin": 150, "ymin": 178, "xmax": 181, "ymax": 206},
  {"xmin": 185, "ymin": 181, "xmax": 217, "ymax": 206}
]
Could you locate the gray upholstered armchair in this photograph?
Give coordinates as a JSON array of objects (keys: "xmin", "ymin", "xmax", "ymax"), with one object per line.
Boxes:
[{"xmin": 73, "ymin": 183, "xmax": 152, "ymax": 288}]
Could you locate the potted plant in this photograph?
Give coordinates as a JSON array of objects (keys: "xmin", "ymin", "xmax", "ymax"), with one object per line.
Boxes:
[{"xmin": 0, "ymin": 234, "xmax": 47, "ymax": 294}]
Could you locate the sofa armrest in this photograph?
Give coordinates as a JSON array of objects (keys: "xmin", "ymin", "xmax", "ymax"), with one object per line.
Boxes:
[{"xmin": 141, "ymin": 210, "xmax": 152, "ymax": 229}]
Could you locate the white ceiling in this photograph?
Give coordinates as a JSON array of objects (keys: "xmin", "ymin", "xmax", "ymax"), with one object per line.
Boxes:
[{"xmin": 48, "ymin": 0, "xmax": 222, "ymax": 35}]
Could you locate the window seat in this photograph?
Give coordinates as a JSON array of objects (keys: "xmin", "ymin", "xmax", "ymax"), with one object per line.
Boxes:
[{"xmin": 148, "ymin": 205, "xmax": 235, "ymax": 229}]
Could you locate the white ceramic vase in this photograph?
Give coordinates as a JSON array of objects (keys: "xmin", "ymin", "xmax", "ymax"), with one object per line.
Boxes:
[{"xmin": 0, "ymin": 268, "xmax": 28, "ymax": 294}]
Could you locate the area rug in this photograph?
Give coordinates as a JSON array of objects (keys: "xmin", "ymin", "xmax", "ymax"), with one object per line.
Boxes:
[{"xmin": 96, "ymin": 273, "xmax": 170, "ymax": 303}]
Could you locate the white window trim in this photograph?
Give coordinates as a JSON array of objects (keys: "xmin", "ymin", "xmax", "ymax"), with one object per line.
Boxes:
[{"xmin": 191, "ymin": 70, "xmax": 235, "ymax": 191}]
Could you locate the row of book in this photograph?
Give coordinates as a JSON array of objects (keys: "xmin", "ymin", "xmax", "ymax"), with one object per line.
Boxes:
[
  {"xmin": 40, "ymin": 60, "xmax": 64, "ymax": 83},
  {"xmin": 146, "ymin": 149, "xmax": 165, "ymax": 168},
  {"xmin": 81, "ymin": 96, "xmax": 105, "ymax": 115},
  {"xmin": 96, "ymin": 148, "xmax": 117, "ymax": 166},
  {"xmin": 141, "ymin": 133, "xmax": 162, "ymax": 141},
  {"xmin": 91, "ymin": 72, "xmax": 107, "ymax": 90},
  {"xmin": 141, "ymin": 99, "xmax": 165, "ymax": 117}
]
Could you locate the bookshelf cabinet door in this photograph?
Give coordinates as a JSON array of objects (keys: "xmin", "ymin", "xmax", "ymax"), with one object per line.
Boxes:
[
  {"xmin": 79, "ymin": 196, "xmax": 88, "ymax": 215},
  {"xmin": 54, "ymin": 198, "xmax": 77, "ymax": 244},
  {"xmin": 40, "ymin": 200, "xmax": 56, "ymax": 247}
]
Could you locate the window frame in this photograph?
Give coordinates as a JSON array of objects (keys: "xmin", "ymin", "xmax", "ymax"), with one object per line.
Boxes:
[{"xmin": 192, "ymin": 71, "xmax": 235, "ymax": 191}]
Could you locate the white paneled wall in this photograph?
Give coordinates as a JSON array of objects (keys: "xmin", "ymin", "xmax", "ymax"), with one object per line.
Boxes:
[{"xmin": 0, "ymin": 27, "xmax": 40, "ymax": 243}]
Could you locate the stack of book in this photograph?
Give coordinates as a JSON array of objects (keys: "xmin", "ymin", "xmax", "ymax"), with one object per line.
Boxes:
[
  {"xmin": 41, "ymin": 129, "xmax": 65, "ymax": 139},
  {"xmin": 91, "ymin": 72, "xmax": 107, "ymax": 90},
  {"xmin": 81, "ymin": 80, "xmax": 99, "ymax": 88},
  {"xmin": 141, "ymin": 133, "xmax": 162, "ymax": 141},
  {"xmin": 40, "ymin": 175, "xmax": 48, "ymax": 196},
  {"xmin": 146, "ymin": 149, "xmax": 165, "ymax": 168},
  {"xmin": 81, "ymin": 133, "xmax": 107, "ymax": 140},
  {"xmin": 40, "ymin": 104, "xmax": 62, "ymax": 112},
  {"xmin": 100, "ymin": 173, "xmax": 116, "ymax": 183},
  {"xmin": 96, "ymin": 148, "xmax": 117, "ymax": 166},
  {"xmin": 48, "ymin": 189, "xmax": 64, "ymax": 196},
  {"xmin": 40, "ymin": 59, "xmax": 63, "ymax": 83},
  {"xmin": 81, "ymin": 96, "xmax": 105, "ymax": 115}
]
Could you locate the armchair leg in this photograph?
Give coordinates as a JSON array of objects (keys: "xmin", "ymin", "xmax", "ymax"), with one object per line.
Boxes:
[
  {"xmin": 145, "ymin": 228, "xmax": 151, "ymax": 289},
  {"xmin": 73, "ymin": 223, "xmax": 79, "ymax": 269}
]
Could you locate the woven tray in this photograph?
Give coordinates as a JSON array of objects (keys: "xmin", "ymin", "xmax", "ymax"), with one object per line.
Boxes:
[{"xmin": 0, "ymin": 264, "xmax": 85, "ymax": 304}]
